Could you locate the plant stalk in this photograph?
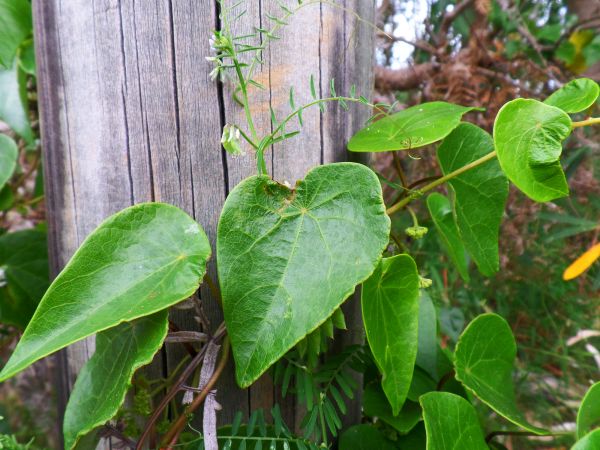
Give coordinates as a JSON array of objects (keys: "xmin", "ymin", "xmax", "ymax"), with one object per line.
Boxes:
[
  {"xmin": 572, "ymin": 117, "xmax": 600, "ymax": 128},
  {"xmin": 386, "ymin": 150, "xmax": 498, "ymax": 216}
]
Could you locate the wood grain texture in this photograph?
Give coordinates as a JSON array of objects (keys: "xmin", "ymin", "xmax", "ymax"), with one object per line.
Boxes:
[{"xmin": 32, "ymin": 0, "xmax": 375, "ymax": 443}]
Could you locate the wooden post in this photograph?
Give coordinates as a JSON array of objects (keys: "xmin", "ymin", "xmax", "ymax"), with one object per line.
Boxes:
[{"xmin": 33, "ymin": 0, "xmax": 375, "ymax": 440}]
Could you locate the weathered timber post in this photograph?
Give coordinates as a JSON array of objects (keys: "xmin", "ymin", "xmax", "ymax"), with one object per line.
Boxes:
[{"xmin": 32, "ymin": 0, "xmax": 375, "ymax": 440}]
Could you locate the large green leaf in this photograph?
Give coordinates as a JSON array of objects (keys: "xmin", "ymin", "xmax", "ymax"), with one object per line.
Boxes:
[
  {"xmin": 454, "ymin": 313, "xmax": 548, "ymax": 435},
  {"xmin": 0, "ymin": 203, "xmax": 210, "ymax": 381},
  {"xmin": 420, "ymin": 392, "xmax": 488, "ymax": 450},
  {"xmin": 573, "ymin": 429, "xmax": 600, "ymax": 450},
  {"xmin": 577, "ymin": 382, "xmax": 600, "ymax": 439},
  {"xmin": 416, "ymin": 291, "xmax": 438, "ymax": 380},
  {"xmin": 0, "ymin": 0, "xmax": 32, "ymax": 68},
  {"xmin": 0, "ymin": 229, "xmax": 48, "ymax": 329},
  {"xmin": 63, "ymin": 311, "xmax": 168, "ymax": 450},
  {"xmin": 493, "ymin": 98, "xmax": 571, "ymax": 202},
  {"xmin": 362, "ymin": 254, "xmax": 420, "ymax": 415},
  {"xmin": 544, "ymin": 78, "xmax": 600, "ymax": 113},
  {"xmin": 348, "ymin": 102, "xmax": 478, "ymax": 152},
  {"xmin": 437, "ymin": 123, "xmax": 508, "ymax": 276},
  {"xmin": 0, "ymin": 134, "xmax": 17, "ymax": 189},
  {"xmin": 338, "ymin": 425, "xmax": 397, "ymax": 450},
  {"xmin": 427, "ymin": 193, "xmax": 470, "ymax": 281},
  {"xmin": 217, "ymin": 162, "xmax": 389, "ymax": 387},
  {"xmin": 0, "ymin": 59, "xmax": 33, "ymax": 144},
  {"xmin": 363, "ymin": 382, "xmax": 421, "ymax": 434}
]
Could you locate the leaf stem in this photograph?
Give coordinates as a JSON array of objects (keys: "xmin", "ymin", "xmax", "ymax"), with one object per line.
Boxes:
[
  {"xmin": 161, "ymin": 336, "xmax": 231, "ymax": 448},
  {"xmin": 386, "ymin": 150, "xmax": 498, "ymax": 216},
  {"xmin": 572, "ymin": 117, "xmax": 600, "ymax": 128}
]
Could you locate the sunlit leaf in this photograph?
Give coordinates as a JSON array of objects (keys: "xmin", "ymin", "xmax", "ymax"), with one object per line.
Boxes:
[
  {"xmin": 454, "ymin": 313, "xmax": 548, "ymax": 435},
  {"xmin": 63, "ymin": 311, "xmax": 168, "ymax": 450},
  {"xmin": 348, "ymin": 102, "xmax": 478, "ymax": 152},
  {"xmin": 544, "ymin": 78, "xmax": 599, "ymax": 113},
  {"xmin": 573, "ymin": 429, "xmax": 600, "ymax": 450},
  {"xmin": 494, "ymin": 98, "xmax": 571, "ymax": 202},
  {"xmin": 217, "ymin": 163, "xmax": 389, "ymax": 387},
  {"xmin": 0, "ymin": 203, "xmax": 210, "ymax": 381},
  {"xmin": 420, "ymin": 392, "xmax": 488, "ymax": 450},
  {"xmin": 577, "ymin": 382, "xmax": 600, "ymax": 439}
]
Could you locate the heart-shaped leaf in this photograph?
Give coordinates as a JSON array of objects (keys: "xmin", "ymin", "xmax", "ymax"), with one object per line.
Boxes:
[
  {"xmin": 494, "ymin": 98, "xmax": 571, "ymax": 202},
  {"xmin": 63, "ymin": 311, "xmax": 169, "ymax": 450},
  {"xmin": 338, "ymin": 425, "xmax": 397, "ymax": 450},
  {"xmin": 0, "ymin": 203, "xmax": 210, "ymax": 381},
  {"xmin": 362, "ymin": 253, "xmax": 420, "ymax": 414},
  {"xmin": 0, "ymin": 229, "xmax": 48, "ymax": 329},
  {"xmin": 0, "ymin": 0, "xmax": 32, "ymax": 68},
  {"xmin": 437, "ymin": 123, "xmax": 508, "ymax": 276},
  {"xmin": 577, "ymin": 382, "xmax": 600, "ymax": 439},
  {"xmin": 454, "ymin": 313, "xmax": 548, "ymax": 435},
  {"xmin": 348, "ymin": 102, "xmax": 478, "ymax": 152},
  {"xmin": 363, "ymin": 382, "xmax": 421, "ymax": 434},
  {"xmin": 0, "ymin": 134, "xmax": 17, "ymax": 189},
  {"xmin": 217, "ymin": 163, "xmax": 390, "ymax": 387},
  {"xmin": 573, "ymin": 429, "xmax": 600, "ymax": 450},
  {"xmin": 544, "ymin": 78, "xmax": 599, "ymax": 113},
  {"xmin": 427, "ymin": 193, "xmax": 470, "ymax": 281},
  {"xmin": 420, "ymin": 392, "xmax": 488, "ymax": 450}
]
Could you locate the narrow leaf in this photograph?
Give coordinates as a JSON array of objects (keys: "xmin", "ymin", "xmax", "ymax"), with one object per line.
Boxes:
[
  {"xmin": 361, "ymin": 254, "xmax": 420, "ymax": 415},
  {"xmin": 0, "ymin": 203, "xmax": 211, "ymax": 381},
  {"xmin": 63, "ymin": 311, "xmax": 169, "ymax": 450}
]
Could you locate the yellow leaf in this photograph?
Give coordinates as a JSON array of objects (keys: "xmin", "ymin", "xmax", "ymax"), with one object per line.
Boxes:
[{"xmin": 563, "ymin": 243, "xmax": 600, "ymax": 281}]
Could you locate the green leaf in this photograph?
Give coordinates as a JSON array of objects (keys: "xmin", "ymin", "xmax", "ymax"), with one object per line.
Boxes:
[
  {"xmin": 348, "ymin": 102, "xmax": 478, "ymax": 152},
  {"xmin": 577, "ymin": 382, "xmax": 600, "ymax": 439},
  {"xmin": 63, "ymin": 311, "xmax": 169, "ymax": 450},
  {"xmin": 217, "ymin": 163, "xmax": 389, "ymax": 387},
  {"xmin": 363, "ymin": 382, "xmax": 421, "ymax": 434},
  {"xmin": 0, "ymin": 0, "xmax": 32, "ymax": 68},
  {"xmin": 0, "ymin": 59, "xmax": 33, "ymax": 144},
  {"xmin": 427, "ymin": 193, "xmax": 470, "ymax": 281},
  {"xmin": 0, "ymin": 134, "xmax": 18, "ymax": 189},
  {"xmin": 420, "ymin": 392, "xmax": 488, "ymax": 450},
  {"xmin": 544, "ymin": 78, "xmax": 600, "ymax": 114},
  {"xmin": 0, "ymin": 203, "xmax": 210, "ymax": 381},
  {"xmin": 416, "ymin": 292, "xmax": 438, "ymax": 380},
  {"xmin": 573, "ymin": 429, "xmax": 600, "ymax": 450},
  {"xmin": 0, "ymin": 229, "xmax": 48, "ymax": 329},
  {"xmin": 17, "ymin": 39, "xmax": 35, "ymax": 76},
  {"xmin": 437, "ymin": 123, "xmax": 508, "ymax": 276},
  {"xmin": 494, "ymin": 98, "xmax": 571, "ymax": 202},
  {"xmin": 338, "ymin": 425, "xmax": 397, "ymax": 450},
  {"xmin": 454, "ymin": 313, "xmax": 548, "ymax": 435},
  {"xmin": 361, "ymin": 253, "xmax": 419, "ymax": 414}
]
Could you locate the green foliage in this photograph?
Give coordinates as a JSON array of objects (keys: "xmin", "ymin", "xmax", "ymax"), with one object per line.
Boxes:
[
  {"xmin": 361, "ymin": 254, "xmax": 419, "ymax": 414},
  {"xmin": 573, "ymin": 429, "xmax": 600, "ymax": 450},
  {"xmin": 577, "ymin": 382, "xmax": 600, "ymax": 439},
  {"xmin": 0, "ymin": 59, "xmax": 33, "ymax": 144},
  {"xmin": 338, "ymin": 425, "xmax": 397, "ymax": 450},
  {"xmin": 437, "ymin": 123, "xmax": 508, "ymax": 276},
  {"xmin": 0, "ymin": 229, "xmax": 48, "ymax": 329},
  {"xmin": 63, "ymin": 311, "xmax": 169, "ymax": 450},
  {"xmin": 454, "ymin": 313, "xmax": 548, "ymax": 435},
  {"xmin": 0, "ymin": 203, "xmax": 210, "ymax": 382},
  {"xmin": 494, "ymin": 98, "xmax": 571, "ymax": 202},
  {"xmin": 217, "ymin": 162, "xmax": 389, "ymax": 387},
  {"xmin": 0, "ymin": 0, "xmax": 32, "ymax": 68},
  {"xmin": 426, "ymin": 193, "xmax": 470, "ymax": 281},
  {"xmin": 420, "ymin": 392, "xmax": 488, "ymax": 450},
  {"xmin": 347, "ymin": 102, "xmax": 478, "ymax": 152},
  {"xmin": 0, "ymin": 135, "xmax": 17, "ymax": 190},
  {"xmin": 544, "ymin": 78, "xmax": 600, "ymax": 113},
  {"xmin": 362, "ymin": 382, "xmax": 421, "ymax": 434}
]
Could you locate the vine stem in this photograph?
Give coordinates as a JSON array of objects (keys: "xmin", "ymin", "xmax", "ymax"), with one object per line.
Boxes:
[
  {"xmin": 386, "ymin": 150, "xmax": 498, "ymax": 216},
  {"xmin": 572, "ymin": 117, "xmax": 600, "ymax": 128},
  {"xmin": 162, "ymin": 336, "xmax": 231, "ymax": 448},
  {"xmin": 484, "ymin": 430, "xmax": 568, "ymax": 443}
]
